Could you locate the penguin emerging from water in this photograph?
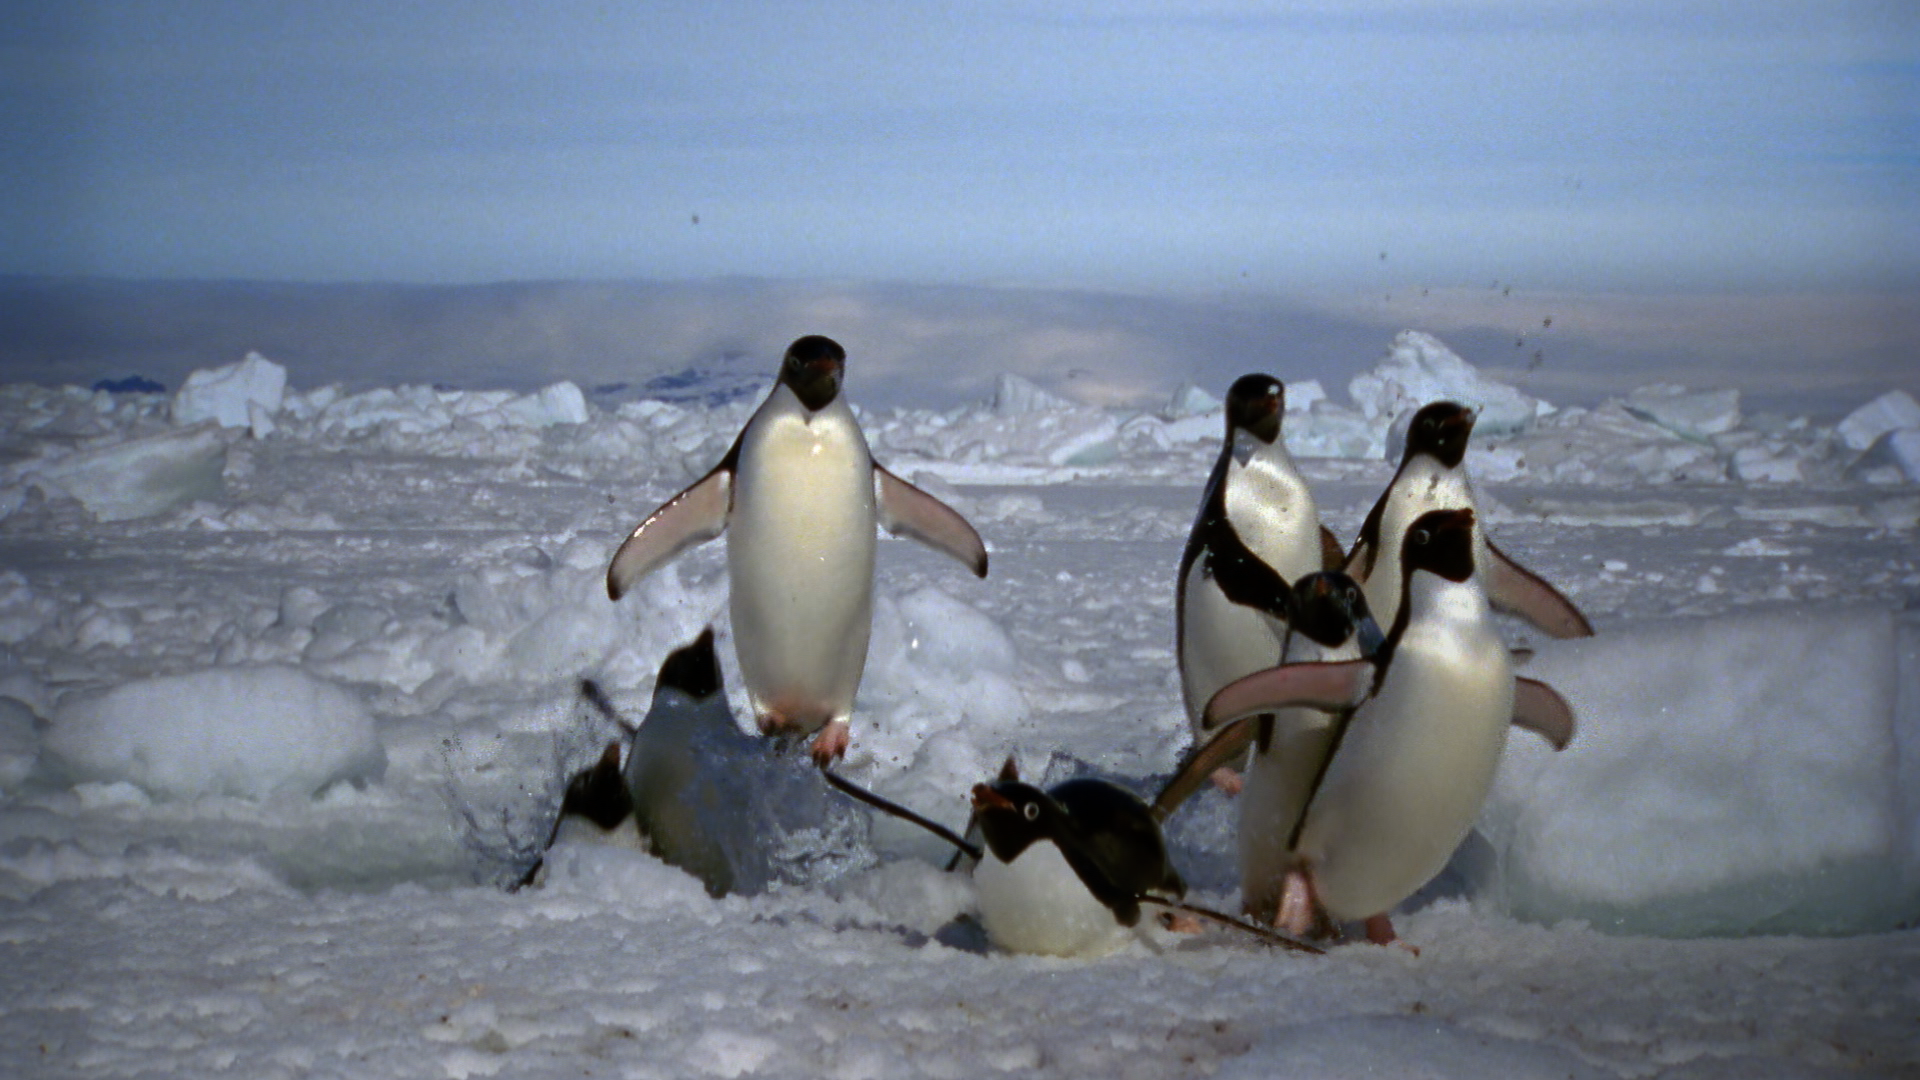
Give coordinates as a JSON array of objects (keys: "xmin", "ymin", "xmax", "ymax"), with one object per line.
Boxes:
[
  {"xmin": 1176, "ymin": 375, "xmax": 1341, "ymax": 790},
  {"xmin": 970, "ymin": 762, "xmax": 1187, "ymax": 958},
  {"xmin": 607, "ymin": 336, "xmax": 988, "ymax": 764},
  {"xmin": 1345, "ymin": 401, "xmax": 1591, "ymax": 640},
  {"xmin": 1205, "ymin": 508, "xmax": 1575, "ymax": 944}
]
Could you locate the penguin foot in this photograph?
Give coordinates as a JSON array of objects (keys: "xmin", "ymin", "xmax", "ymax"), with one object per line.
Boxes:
[
  {"xmin": 808, "ymin": 722, "xmax": 850, "ymax": 766},
  {"xmin": 1363, "ymin": 914, "xmax": 1419, "ymax": 955},
  {"xmin": 1208, "ymin": 767, "xmax": 1244, "ymax": 796},
  {"xmin": 1276, "ymin": 871, "xmax": 1317, "ymax": 938},
  {"xmin": 1157, "ymin": 911, "xmax": 1206, "ymax": 934}
]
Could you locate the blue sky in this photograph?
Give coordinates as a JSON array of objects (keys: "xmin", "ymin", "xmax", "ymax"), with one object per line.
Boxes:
[{"xmin": 4, "ymin": 1, "xmax": 1915, "ymax": 294}]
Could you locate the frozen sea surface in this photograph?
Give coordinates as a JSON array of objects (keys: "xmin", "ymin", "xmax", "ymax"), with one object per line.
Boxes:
[{"xmin": 0, "ymin": 345, "xmax": 1917, "ymax": 1077}]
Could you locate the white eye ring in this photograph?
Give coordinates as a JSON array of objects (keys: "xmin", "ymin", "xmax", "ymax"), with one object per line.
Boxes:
[
  {"xmin": 1412, "ymin": 528, "xmax": 1429, "ymax": 546},
  {"xmin": 1022, "ymin": 802, "xmax": 1039, "ymax": 821}
]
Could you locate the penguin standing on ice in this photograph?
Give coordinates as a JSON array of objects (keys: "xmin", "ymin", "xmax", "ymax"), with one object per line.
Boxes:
[
  {"xmin": 1205, "ymin": 508, "xmax": 1575, "ymax": 944},
  {"xmin": 1176, "ymin": 375, "xmax": 1339, "ymax": 788},
  {"xmin": 1345, "ymin": 401, "xmax": 1592, "ymax": 639},
  {"xmin": 607, "ymin": 336, "xmax": 988, "ymax": 764},
  {"xmin": 970, "ymin": 764, "xmax": 1187, "ymax": 958}
]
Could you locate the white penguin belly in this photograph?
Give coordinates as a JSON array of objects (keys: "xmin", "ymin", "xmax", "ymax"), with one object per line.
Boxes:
[
  {"xmin": 728, "ymin": 399, "xmax": 877, "ymax": 732},
  {"xmin": 974, "ymin": 843, "xmax": 1127, "ymax": 958},
  {"xmin": 1360, "ymin": 461, "xmax": 1478, "ymax": 629},
  {"xmin": 1236, "ymin": 707, "xmax": 1336, "ymax": 919},
  {"xmin": 1178, "ymin": 559, "xmax": 1287, "ymax": 729},
  {"xmin": 1223, "ymin": 447, "xmax": 1323, "ymax": 587},
  {"xmin": 1297, "ymin": 619, "xmax": 1512, "ymax": 921}
]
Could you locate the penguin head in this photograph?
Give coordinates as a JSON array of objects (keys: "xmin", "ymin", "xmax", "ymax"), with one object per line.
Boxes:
[
  {"xmin": 779, "ymin": 335, "xmax": 846, "ymax": 412},
  {"xmin": 1290, "ymin": 570, "xmax": 1384, "ymax": 654},
  {"xmin": 1402, "ymin": 507, "xmax": 1477, "ymax": 584},
  {"xmin": 1403, "ymin": 401, "xmax": 1476, "ymax": 468},
  {"xmin": 558, "ymin": 740, "xmax": 635, "ymax": 832},
  {"xmin": 971, "ymin": 780, "xmax": 1063, "ymax": 864},
  {"xmin": 1224, "ymin": 374, "xmax": 1285, "ymax": 444},
  {"xmin": 654, "ymin": 627, "xmax": 723, "ymax": 700}
]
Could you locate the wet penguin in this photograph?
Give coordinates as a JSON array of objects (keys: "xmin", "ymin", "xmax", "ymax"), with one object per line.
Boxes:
[
  {"xmin": 1176, "ymin": 375, "xmax": 1338, "ymax": 786},
  {"xmin": 1206, "ymin": 508, "xmax": 1575, "ymax": 943},
  {"xmin": 1345, "ymin": 400, "xmax": 1592, "ymax": 640},
  {"xmin": 971, "ymin": 766, "xmax": 1187, "ymax": 957},
  {"xmin": 518, "ymin": 738, "xmax": 644, "ymax": 888},
  {"xmin": 607, "ymin": 336, "xmax": 988, "ymax": 764}
]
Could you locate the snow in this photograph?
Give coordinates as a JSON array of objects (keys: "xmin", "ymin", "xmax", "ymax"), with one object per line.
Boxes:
[
  {"xmin": 171, "ymin": 351, "xmax": 288, "ymax": 434},
  {"xmin": 45, "ymin": 666, "xmax": 387, "ymax": 800},
  {"xmin": 0, "ymin": 330, "xmax": 1916, "ymax": 1077}
]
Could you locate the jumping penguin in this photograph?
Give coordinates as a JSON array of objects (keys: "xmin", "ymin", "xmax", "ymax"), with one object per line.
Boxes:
[
  {"xmin": 1204, "ymin": 508, "xmax": 1576, "ymax": 944},
  {"xmin": 971, "ymin": 762, "xmax": 1188, "ymax": 958},
  {"xmin": 1345, "ymin": 401, "xmax": 1592, "ymax": 640},
  {"xmin": 1176, "ymin": 375, "xmax": 1341, "ymax": 789},
  {"xmin": 607, "ymin": 336, "xmax": 989, "ymax": 764}
]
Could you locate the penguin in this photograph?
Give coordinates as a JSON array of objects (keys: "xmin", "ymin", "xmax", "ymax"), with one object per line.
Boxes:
[
  {"xmin": 1345, "ymin": 401, "xmax": 1592, "ymax": 641},
  {"xmin": 517, "ymin": 738, "xmax": 644, "ymax": 889},
  {"xmin": 970, "ymin": 764, "xmax": 1187, "ymax": 958},
  {"xmin": 1204, "ymin": 508, "xmax": 1576, "ymax": 944},
  {"xmin": 607, "ymin": 336, "xmax": 988, "ymax": 765},
  {"xmin": 1175, "ymin": 375, "xmax": 1339, "ymax": 789},
  {"xmin": 620, "ymin": 626, "xmax": 772, "ymax": 898}
]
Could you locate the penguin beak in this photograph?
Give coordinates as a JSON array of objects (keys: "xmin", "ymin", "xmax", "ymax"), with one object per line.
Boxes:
[{"xmin": 971, "ymin": 784, "xmax": 1016, "ymax": 812}]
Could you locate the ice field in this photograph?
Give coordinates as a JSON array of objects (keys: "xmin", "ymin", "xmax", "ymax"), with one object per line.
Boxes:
[{"xmin": 1, "ymin": 333, "xmax": 1917, "ymax": 1077}]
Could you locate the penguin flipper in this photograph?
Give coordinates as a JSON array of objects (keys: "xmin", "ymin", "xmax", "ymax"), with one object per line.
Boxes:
[
  {"xmin": 1151, "ymin": 715, "xmax": 1258, "ymax": 820},
  {"xmin": 1484, "ymin": 539, "xmax": 1594, "ymax": 639},
  {"xmin": 1203, "ymin": 660, "xmax": 1374, "ymax": 731},
  {"xmin": 873, "ymin": 464, "xmax": 988, "ymax": 577},
  {"xmin": 1512, "ymin": 676, "xmax": 1576, "ymax": 750},
  {"xmin": 607, "ymin": 466, "xmax": 732, "ymax": 600}
]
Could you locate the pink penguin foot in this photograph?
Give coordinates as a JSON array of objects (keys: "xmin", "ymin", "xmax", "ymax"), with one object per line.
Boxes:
[
  {"xmin": 1364, "ymin": 914, "xmax": 1419, "ymax": 955},
  {"xmin": 1277, "ymin": 870, "xmax": 1318, "ymax": 938},
  {"xmin": 1208, "ymin": 767, "xmax": 1244, "ymax": 796},
  {"xmin": 808, "ymin": 721, "xmax": 850, "ymax": 766}
]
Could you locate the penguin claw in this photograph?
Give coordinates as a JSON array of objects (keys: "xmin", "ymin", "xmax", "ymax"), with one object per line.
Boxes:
[
  {"xmin": 808, "ymin": 722, "xmax": 850, "ymax": 766},
  {"xmin": 1277, "ymin": 871, "xmax": 1317, "ymax": 938},
  {"xmin": 1364, "ymin": 914, "xmax": 1419, "ymax": 955}
]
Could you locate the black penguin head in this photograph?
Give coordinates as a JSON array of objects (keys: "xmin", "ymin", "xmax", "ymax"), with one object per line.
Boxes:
[
  {"xmin": 778, "ymin": 335, "xmax": 846, "ymax": 411},
  {"xmin": 971, "ymin": 780, "xmax": 1060, "ymax": 864},
  {"xmin": 1290, "ymin": 570, "xmax": 1382, "ymax": 653},
  {"xmin": 1402, "ymin": 507, "xmax": 1477, "ymax": 584},
  {"xmin": 1224, "ymin": 374, "xmax": 1284, "ymax": 444},
  {"xmin": 654, "ymin": 627, "xmax": 723, "ymax": 699},
  {"xmin": 1403, "ymin": 401, "xmax": 1476, "ymax": 468},
  {"xmin": 557, "ymin": 740, "xmax": 634, "ymax": 832}
]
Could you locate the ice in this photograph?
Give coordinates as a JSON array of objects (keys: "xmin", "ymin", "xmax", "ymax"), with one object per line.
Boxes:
[
  {"xmin": 1837, "ymin": 388, "xmax": 1920, "ymax": 451},
  {"xmin": 1849, "ymin": 427, "xmax": 1920, "ymax": 484},
  {"xmin": 501, "ymin": 380, "xmax": 590, "ymax": 427},
  {"xmin": 1219, "ymin": 1016, "xmax": 1611, "ymax": 1080},
  {"xmin": 171, "ymin": 351, "xmax": 288, "ymax": 434},
  {"xmin": 1347, "ymin": 330, "xmax": 1550, "ymax": 436},
  {"xmin": 991, "ymin": 372, "xmax": 1077, "ymax": 414},
  {"xmin": 0, "ymin": 697, "xmax": 37, "ymax": 790},
  {"xmin": 45, "ymin": 665, "xmax": 387, "ymax": 800},
  {"xmin": 1164, "ymin": 380, "xmax": 1220, "ymax": 417},
  {"xmin": 1621, "ymin": 384, "xmax": 1742, "ymax": 441},
  {"xmin": 1480, "ymin": 605, "xmax": 1920, "ymax": 935},
  {"xmin": 15, "ymin": 423, "xmax": 227, "ymax": 521}
]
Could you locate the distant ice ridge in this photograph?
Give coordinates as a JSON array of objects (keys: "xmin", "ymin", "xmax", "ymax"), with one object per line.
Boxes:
[
  {"xmin": 1480, "ymin": 604, "xmax": 1920, "ymax": 935},
  {"xmin": 3, "ymin": 335, "xmax": 1917, "ymax": 529}
]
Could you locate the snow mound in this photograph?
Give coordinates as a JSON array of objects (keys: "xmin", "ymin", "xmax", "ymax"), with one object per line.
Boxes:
[
  {"xmin": 1481, "ymin": 605, "xmax": 1920, "ymax": 935},
  {"xmin": 22, "ymin": 423, "xmax": 227, "ymax": 521},
  {"xmin": 1837, "ymin": 389, "xmax": 1920, "ymax": 452},
  {"xmin": 1621, "ymin": 384, "xmax": 1742, "ymax": 441},
  {"xmin": 1348, "ymin": 331, "xmax": 1549, "ymax": 437},
  {"xmin": 47, "ymin": 666, "xmax": 387, "ymax": 800},
  {"xmin": 172, "ymin": 351, "xmax": 287, "ymax": 435}
]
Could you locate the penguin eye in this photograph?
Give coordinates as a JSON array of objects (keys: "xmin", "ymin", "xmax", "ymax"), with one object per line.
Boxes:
[
  {"xmin": 1411, "ymin": 528, "xmax": 1429, "ymax": 546},
  {"xmin": 1021, "ymin": 802, "xmax": 1039, "ymax": 821},
  {"xmin": 1345, "ymin": 588, "xmax": 1358, "ymax": 603}
]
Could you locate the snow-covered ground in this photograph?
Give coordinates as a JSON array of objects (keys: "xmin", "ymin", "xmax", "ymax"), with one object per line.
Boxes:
[{"xmin": 1, "ymin": 334, "xmax": 1916, "ymax": 1078}]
